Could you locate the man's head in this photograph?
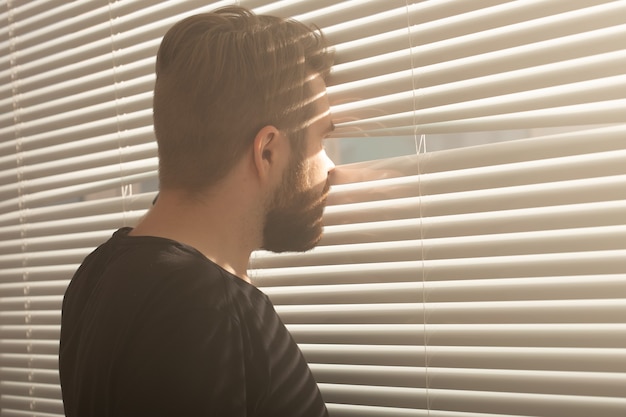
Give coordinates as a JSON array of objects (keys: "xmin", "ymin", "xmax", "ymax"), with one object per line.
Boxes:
[{"xmin": 153, "ymin": 6, "xmax": 334, "ymax": 192}]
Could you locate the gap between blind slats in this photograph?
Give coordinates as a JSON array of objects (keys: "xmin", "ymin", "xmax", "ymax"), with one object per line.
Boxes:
[
  {"xmin": 12, "ymin": 106, "xmax": 623, "ymax": 181},
  {"xmin": 400, "ymin": 1, "xmax": 626, "ymax": 67},
  {"xmin": 317, "ymin": 365, "xmax": 626, "ymax": 400},
  {"xmin": 307, "ymin": 4, "xmax": 411, "ymax": 47},
  {"xmin": 0, "ymin": 213, "xmax": 143, "ymax": 241},
  {"xmin": 11, "ymin": 32, "xmax": 111, "ymax": 77},
  {"xmin": 264, "ymin": 282, "xmax": 421, "ymax": 304},
  {"xmin": 7, "ymin": 1, "xmax": 107, "ymax": 36},
  {"xmin": 329, "ymin": 140, "xmax": 624, "ymax": 196},
  {"xmin": 0, "ymin": 266, "xmax": 79, "ymax": 283},
  {"xmin": 0, "ymin": 314, "xmax": 59, "ymax": 328},
  {"xmin": 0, "ymin": 294, "xmax": 61, "ymax": 308},
  {"xmin": 311, "ymin": 363, "xmax": 419, "ymax": 387},
  {"xmin": 3, "ymin": 284, "xmax": 623, "ymax": 319},
  {"xmin": 422, "ymin": 275, "xmax": 625, "ymax": 303},
  {"xmin": 3, "ymin": 274, "xmax": 619, "ymax": 303},
  {"xmin": 328, "ymin": 0, "xmax": 623, "ymax": 79},
  {"xmin": 323, "ymin": 176, "xmax": 626, "ymax": 226},
  {"xmin": 0, "ymin": 248, "xmax": 103, "ymax": 268},
  {"xmin": 3, "ymin": 93, "xmax": 152, "ymax": 138},
  {"xmin": 262, "ymin": 275, "xmax": 626, "ymax": 304},
  {"xmin": 0, "ymin": 280, "xmax": 69, "ymax": 297},
  {"xmin": 0, "ymin": 109, "xmax": 152, "ymax": 154},
  {"xmin": 312, "ymin": 364, "xmax": 626, "ymax": 398},
  {"xmin": 275, "ymin": 301, "xmax": 626, "ymax": 327},
  {"xmin": 317, "ymin": 387, "xmax": 610, "ymax": 417},
  {"xmin": 0, "ymin": 396, "xmax": 63, "ymax": 416},
  {"xmin": 0, "ymin": 368, "xmax": 59, "ymax": 385},
  {"xmin": 318, "ymin": 0, "xmax": 606, "ymax": 47},
  {"xmin": 1, "ymin": 338, "xmax": 59, "ymax": 352},
  {"xmin": 329, "ymin": 50, "xmax": 626, "ymax": 112},
  {"xmin": 0, "ymin": 145, "xmax": 157, "ymax": 193},
  {"xmin": 419, "ymin": 149, "xmax": 626, "ymax": 196},
  {"xmin": 0, "ymin": 76, "xmax": 154, "ymax": 126},
  {"xmin": 0, "ymin": 353, "xmax": 59, "ymax": 369},
  {"xmin": 421, "ymin": 250, "xmax": 626, "ymax": 280},
  {"xmin": 11, "ymin": 36, "xmax": 113, "ymax": 82},
  {"xmin": 332, "ymin": 74, "xmax": 626, "ymax": 124},
  {"xmin": 420, "ymin": 125, "xmax": 626, "ymax": 171},
  {"xmin": 315, "ymin": 322, "xmax": 614, "ymax": 351},
  {"xmin": 404, "ymin": 1, "xmax": 626, "ymax": 58},
  {"xmin": 107, "ymin": 0, "xmax": 225, "ymax": 25},
  {"xmin": 337, "ymin": 99, "xmax": 626, "ymax": 136},
  {"xmin": 109, "ymin": 5, "xmax": 237, "ymax": 54},
  {"xmin": 422, "ymin": 300, "xmax": 626, "ymax": 324},
  {"xmin": 286, "ymin": 324, "xmax": 422, "ymax": 345},
  {"xmin": 325, "ymin": 403, "xmax": 433, "ymax": 417},
  {"xmin": 320, "ymin": 200, "xmax": 626, "ymax": 244},
  {"xmin": 0, "ymin": 381, "xmax": 60, "ymax": 399},
  {"xmin": 0, "ymin": 64, "xmax": 153, "ymax": 118},
  {"xmin": 0, "ymin": 194, "xmax": 154, "ymax": 228},
  {"xmin": 0, "ymin": 325, "xmax": 58, "ymax": 342},
  {"xmin": 319, "ymin": 383, "xmax": 422, "ymax": 409},
  {"xmin": 0, "ymin": 36, "xmax": 150, "ymax": 92},
  {"xmin": 0, "ymin": 171, "xmax": 155, "ymax": 214},
  {"xmin": 420, "ymin": 102, "xmax": 626, "ymax": 134},
  {"xmin": 0, "ymin": 324, "xmax": 59, "ymax": 341},
  {"xmin": 252, "ymin": 249, "xmax": 626, "ymax": 286},
  {"xmin": 245, "ymin": 0, "xmax": 394, "ymax": 20},
  {"xmin": 408, "ymin": 34, "xmax": 626, "ymax": 94},
  {"xmin": 286, "ymin": 323, "xmax": 626, "ymax": 344},
  {"xmin": 252, "ymin": 225, "xmax": 626, "ymax": 268},
  {"xmin": 2, "ymin": 404, "xmax": 63, "ymax": 417},
  {"xmin": 109, "ymin": 2, "xmax": 233, "ymax": 45},
  {"xmin": 0, "ymin": 195, "xmax": 616, "ymax": 241},
  {"xmin": 449, "ymin": 74, "xmax": 626, "ymax": 121},
  {"xmin": 421, "ymin": 388, "xmax": 626, "ymax": 417},
  {"xmin": 0, "ymin": 156, "xmax": 157, "ymax": 197},
  {"xmin": 0, "ymin": 231, "xmax": 114, "ymax": 253},
  {"xmin": 301, "ymin": 344, "xmax": 626, "ymax": 369},
  {"xmin": 0, "ymin": 126, "xmax": 155, "ymax": 172},
  {"xmin": 331, "ymin": 23, "xmax": 626, "ymax": 92}
]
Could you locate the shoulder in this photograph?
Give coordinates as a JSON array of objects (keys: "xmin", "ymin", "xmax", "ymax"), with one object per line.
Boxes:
[{"xmin": 65, "ymin": 229, "xmax": 255, "ymax": 319}]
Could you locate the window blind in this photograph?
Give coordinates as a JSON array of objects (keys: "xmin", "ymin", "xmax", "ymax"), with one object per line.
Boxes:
[{"xmin": 1, "ymin": 1, "xmax": 625, "ymax": 417}]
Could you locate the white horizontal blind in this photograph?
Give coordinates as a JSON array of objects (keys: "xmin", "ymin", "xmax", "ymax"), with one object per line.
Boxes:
[
  {"xmin": 1, "ymin": 2, "xmax": 625, "ymax": 417},
  {"xmin": 421, "ymin": 130, "xmax": 625, "ymax": 417},
  {"xmin": 250, "ymin": 1, "xmax": 626, "ymax": 417}
]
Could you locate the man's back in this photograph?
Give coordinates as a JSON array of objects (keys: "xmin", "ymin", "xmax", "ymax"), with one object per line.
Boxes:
[{"xmin": 59, "ymin": 228, "xmax": 328, "ymax": 417}]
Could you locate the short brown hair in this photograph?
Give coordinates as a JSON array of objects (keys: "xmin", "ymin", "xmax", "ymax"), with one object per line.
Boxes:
[{"xmin": 153, "ymin": 6, "xmax": 333, "ymax": 192}]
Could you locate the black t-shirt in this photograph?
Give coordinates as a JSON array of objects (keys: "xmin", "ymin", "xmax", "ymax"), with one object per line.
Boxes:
[{"xmin": 59, "ymin": 228, "xmax": 328, "ymax": 417}]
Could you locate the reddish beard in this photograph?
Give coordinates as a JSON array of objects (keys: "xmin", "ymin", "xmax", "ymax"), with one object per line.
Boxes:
[{"xmin": 262, "ymin": 158, "xmax": 330, "ymax": 253}]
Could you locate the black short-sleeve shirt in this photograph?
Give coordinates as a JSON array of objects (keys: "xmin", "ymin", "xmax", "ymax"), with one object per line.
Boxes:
[{"xmin": 59, "ymin": 228, "xmax": 328, "ymax": 417}]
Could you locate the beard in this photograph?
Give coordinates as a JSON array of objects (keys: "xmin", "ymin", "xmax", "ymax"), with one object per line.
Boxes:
[{"xmin": 261, "ymin": 157, "xmax": 330, "ymax": 253}]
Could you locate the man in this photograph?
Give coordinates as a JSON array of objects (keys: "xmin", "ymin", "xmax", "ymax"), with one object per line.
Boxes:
[{"xmin": 59, "ymin": 6, "xmax": 335, "ymax": 416}]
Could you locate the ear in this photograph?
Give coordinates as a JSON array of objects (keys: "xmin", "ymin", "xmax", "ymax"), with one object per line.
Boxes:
[{"xmin": 252, "ymin": 125, "xmax": 286, "ymax": 184}]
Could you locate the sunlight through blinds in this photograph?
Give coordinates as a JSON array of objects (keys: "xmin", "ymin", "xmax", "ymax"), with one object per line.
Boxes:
[{"xmin": 1, "ymin": 1, "xmax": 625, "ymax": 416}]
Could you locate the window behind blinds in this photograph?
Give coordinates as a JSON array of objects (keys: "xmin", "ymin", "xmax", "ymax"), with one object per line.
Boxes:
[{"xmin": 1, "ymin": 1, "xmax": 625, "ymax": 417}]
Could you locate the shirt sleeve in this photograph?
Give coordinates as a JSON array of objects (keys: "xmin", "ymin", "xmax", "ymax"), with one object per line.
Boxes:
[{"xmin": 250, "ymin": 296, "xmax": 329, "ymax": 417}]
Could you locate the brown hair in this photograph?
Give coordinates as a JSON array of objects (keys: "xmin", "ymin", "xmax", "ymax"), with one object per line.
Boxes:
[{"xmin": 153, "ymin": 6, "xmax": 333, "ymax": 192}]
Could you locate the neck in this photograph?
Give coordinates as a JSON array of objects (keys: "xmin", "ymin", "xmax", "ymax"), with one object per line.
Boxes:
[{"xmin": 130, "ymin": 184, "xmax": 264, "ymax": 283}]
